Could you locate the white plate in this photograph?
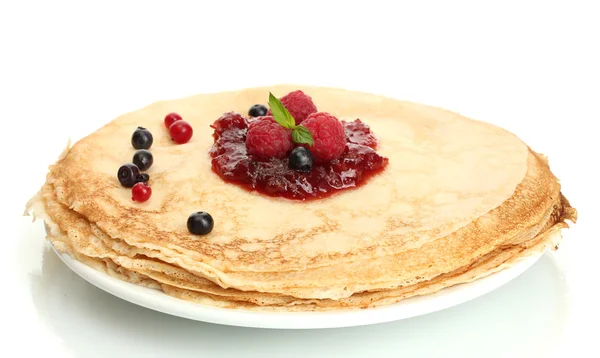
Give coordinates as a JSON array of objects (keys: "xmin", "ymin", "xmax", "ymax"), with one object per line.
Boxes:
[{"xmin": 52, "ymin": 245, "xmax": 542, "ymax": 329}]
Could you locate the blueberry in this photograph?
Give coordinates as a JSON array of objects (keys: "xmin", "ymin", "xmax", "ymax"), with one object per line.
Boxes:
[
  {"xmin": 133, "ymin": 149, "xmax": 153, "ymax": 171},
  {"xmin": 288, "ymin": 147, "xmax": 314, "ymax": 172},
  {"xmin": 137, "ymin": 173, "xmax": 150, "ymax": 184},
  {"xmin": 117, "ymin": 163, "xmax": 141, "ymax": 188},
  {"xmin": 248, "ymin": 104, "xmax": 268, "ymax": 117},
  {"xmin": 187, "ymin": 212, "xmax": 214, "ymax": 235},
  {"xmin": 132, "ymin": 127, "xmax": 153, "ymax": 149}
]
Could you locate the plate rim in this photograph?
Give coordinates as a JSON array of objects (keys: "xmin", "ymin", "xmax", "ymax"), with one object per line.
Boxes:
[{"xmin": 50, "ymin": 244, "xmax": 543, "ymax": 329}]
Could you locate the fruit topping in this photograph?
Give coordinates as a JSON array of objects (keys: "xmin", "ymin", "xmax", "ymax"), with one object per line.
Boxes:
[
  {"xmin": 164, "ymin": 112, "xmax": 182, "ymax": 129},
  {"xmin": 246, "ymin": 116, "xmax": 293, "ymax": 159},
  {"xmin": 269, "ymin": 90, "xmax": 317, "ymax": 125},
  {"xmin": 117, "ymin": 163, "xmax": 141, "ymax": 188},
  {"xmin": 137, "ymin": 173, "xmax": 150, "ymax": 184},
  {"xmin": 131, "ymin": 127, "xmax": 153, "ymax": 149},
  {"xmin": 344, "ymin": 119, "xmax": 377, "ymax": 148},
  {"xmin": 132, "ymin": 149, "xmax": 154, "ymax": 171},
  {"xmin": 210, "ymin": 119, "xmax": 387, "ymax": 199},
  {"xmin": 210, "ymin": 112, "xmax": 248, "ymax": 138},
  {"xmin": 209, "ymin": 90, "xmax": 388, "ymax": 200},
  {"xmin": 187, "ymin": 211, "xmax": 214, "ymax": 235},
  {"xmin": 288, "ymin": 147, "xmax": 314, "ymax": 172},
  {"xmin": 248, "ymin": 104, "xmax": 268, "ymax": 117},
  {"xmin": 169, "ymin": 120, "xmax": 193, "ymax": 144},
  {"xmin": 302, "ymin": 112, "xmax": 346, "ymax": 162},
  {"xmin": 131, "ymin": 182, "xmax": 152, "ymax": 202}
]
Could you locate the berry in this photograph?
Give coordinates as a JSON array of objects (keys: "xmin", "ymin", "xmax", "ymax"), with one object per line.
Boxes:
[
  {"xmin": 210, "ymin": 112, "xmax": 248, "ymax": 138},
  {"xmin": 137, "ymin": 173, "xmax": 150, "ymax": 184},
  {"xmin": 131, "ymin": 127, "xmax": 153, "ymax": 149},
  {"xmin": 246, "ymin": 116, "xmax": 293, "ymax": 159},
  {"xmin": 269, "ymin": 90, "xmax": 317, "ymax": 125},
  {"xmin": 248, "ymin": 104, "xmax": 268, "ymax": 117},
  {"xmin": 288, "ymin": 147, "xmax": 314, "ymax": 172},
  {"xmin": 169, "ymin": 120, "xmax": 193, "ymax": 144},
  {"xmin": 131, "ymin": 182, "xmax": 152, "ymax": 202},
  {"xmin": 132, "ymin": 149, "xmax": 153, "ymax": 171},
  {"xmin": 117, "ymin": 163, "xmax": 141, "ymax": 188},
  {"xmin": 302, "ymin": 112, "xmax": 346, "ymax": 162},
  {"xmin": 187, "ymin": 211, "xmax": 214, "ymax": 235},
  {"xmin": 164, "ymin": 112, "xmax": 182, "ymax": 129}
]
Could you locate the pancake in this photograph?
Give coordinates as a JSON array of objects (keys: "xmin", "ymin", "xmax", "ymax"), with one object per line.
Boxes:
[
  {"xmin": 26, "ymin": 85, "xmax": 576, "ymax": 309},
  {"xmin": 31, "ymin": 181, "xmax": 570, "ymax": 310}
]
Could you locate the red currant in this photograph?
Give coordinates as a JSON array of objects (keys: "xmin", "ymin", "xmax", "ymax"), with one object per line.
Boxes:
[
  {"xmin": 169, "ymin": 120, "xmax": 193, "ymax": 144},
  {"xmin": 132, "ymin": 182, "xmax": 152, "ymax": 202},
  {"xmin": 164, "ymin": 112, "xmax": 182, "ymax": 129}
]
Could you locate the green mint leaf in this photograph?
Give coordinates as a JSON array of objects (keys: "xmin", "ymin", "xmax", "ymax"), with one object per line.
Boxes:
[
  {"xmin": 268, "ymin": 92, "xmax": 296, "ymax": 129},
  {"xmin": 292, "ymin": 125, "xmax": 314, "ymax": 146},
  {"xmin": 268, "ymin": 92, "xmax": 313, "ymax": 146}
]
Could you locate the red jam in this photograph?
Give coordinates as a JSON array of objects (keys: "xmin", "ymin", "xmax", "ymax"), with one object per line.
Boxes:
[{"xmin": 209, "ymin": 114, "xmax": 389, "ymax": 200}]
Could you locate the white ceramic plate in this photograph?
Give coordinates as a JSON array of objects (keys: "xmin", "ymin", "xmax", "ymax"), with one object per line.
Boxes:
[{"xmin": 52, "ymin": 245, "xmax": 542, "ymax": 329}]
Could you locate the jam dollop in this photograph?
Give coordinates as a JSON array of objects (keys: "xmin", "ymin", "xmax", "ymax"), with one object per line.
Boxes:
[{"xmin": 209, "ymin": 113, "xmax": 389, "ymax": 200}]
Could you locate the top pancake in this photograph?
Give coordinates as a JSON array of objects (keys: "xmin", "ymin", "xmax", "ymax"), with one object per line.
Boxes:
[{"xmin": 45, "ymin": 85, "xmax": 552, "ymax": 297}]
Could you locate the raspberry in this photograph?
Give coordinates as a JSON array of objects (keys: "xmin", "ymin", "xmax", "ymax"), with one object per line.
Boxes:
[
  {"xmin": 302, "ymin": 112, "xmax": 346, "ymax": 162},
  {"xmin": 246, "ymin": 116, "xmax": 293, "ymax": 159},
  {"xmin": 268, "ymin": 90, "xmax": 317, "ymax": 125}
]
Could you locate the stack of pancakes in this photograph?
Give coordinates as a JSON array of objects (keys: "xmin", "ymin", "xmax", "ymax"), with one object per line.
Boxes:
[{"xmin": 26, "ymin": 85, "xmax": 576, "ymax": 311}]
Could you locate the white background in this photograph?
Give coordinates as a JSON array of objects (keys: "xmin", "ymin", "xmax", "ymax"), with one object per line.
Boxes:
[{"xmin": 1, "ymin": 1, "xmax": 599, "ymax": 357}]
